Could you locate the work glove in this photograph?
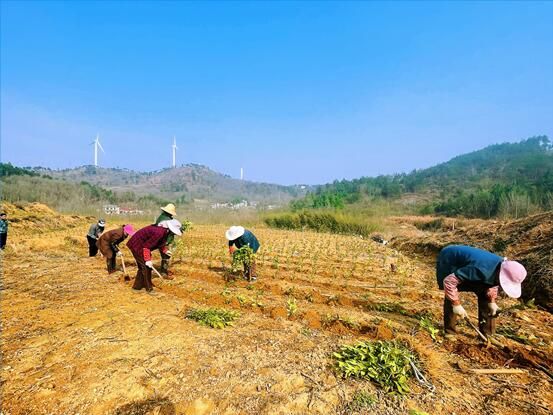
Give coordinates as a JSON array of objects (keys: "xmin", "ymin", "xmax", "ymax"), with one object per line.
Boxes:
[
  {"xmin": 145, "ymin": 260, "xmax": 153, "ymax": 269},
  {"xmin": 116, "ymin": 251, "xmax": 122, "ymax": 257},
  {"xmin": 488, "ymin": 302, "xmax": 500, "ymax": 317},
  {"xmin": 452, "ymin": 304, "xmax": 468, "ymax": 319}
]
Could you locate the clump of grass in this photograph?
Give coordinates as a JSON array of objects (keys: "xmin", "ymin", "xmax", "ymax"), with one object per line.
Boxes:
[
  {"xmin": 345, "ymin": 391, "xmax": 377, "ymax": 411},
  {"xmin": 186, "ymin": 307, "xmax": 239, "ymax": 329},
  {"xmin": 334, "ymin": 340, "xmax": 415, "ymax": 395},
  {"xmin": 409, "ymin": 410, "xmax": 430, "ymax": 415},
  {"xmin": 419, "ymin": 316, "xmax": 440, "ymax": 342},
  {"xmin": 323, "ymin": 313, "xmax": 359, "ymax": 329},
  {"xmin": 497, "ymin": 326, "xmax": 531, "ymax": 345},
  {"xmin": 367, "ymin": 302, "xmax": 408, "ymax": 315}
]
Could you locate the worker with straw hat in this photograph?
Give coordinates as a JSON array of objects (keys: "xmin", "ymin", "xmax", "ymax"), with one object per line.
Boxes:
[
  {"xmin": 225, "ymin": 226, "xmax": 260, "ymax": 281},
  {"xmin": 127, "ymin": 219, "xmax": 182, "ymax": 294},
  {"xmin": 155, "ymin": 203, "xmax": 178, "ymax": 277},
  {"xmin": 97, "ymin": 224, "xmax": 135, "ymax": 274},
  {"xmin": 436, "ymin": 245, "xmax": 527, "ymax": 339}
]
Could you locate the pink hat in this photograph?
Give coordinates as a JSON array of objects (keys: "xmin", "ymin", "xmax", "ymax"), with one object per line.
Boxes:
[
  {"xmin": 123, "ymin": 224, "xmax": 136, "ymax": 236},
  {"xmin": 499, "ymin": 260, "xmax": 527, "ymax": 298}
]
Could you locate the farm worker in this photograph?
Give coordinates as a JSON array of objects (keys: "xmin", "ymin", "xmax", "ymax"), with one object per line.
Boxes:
[
  {"xmin": 0, "ymin": 212, "xmax": 8, "ymax": 250},
  {"xmin": 155, "ymin": 203, "xmax": 178, "ymax": 277},
  {"xmin": 86, "ymin": 219, "xmax": 105, "ymax": 257},
  {"xmin": 437, "ymin": 245, "xmax": 527, "ymax": 338},
  {"xmin": 127, "ymin": 219, "xmax": 182, "ymax": 294},
  {"xmin": 225, "ymin": 226, "xmax": 260, "ymax": 281},
  {"xmin": 96, "ymin": 224, "xmax": 136, "ymax": 274}
]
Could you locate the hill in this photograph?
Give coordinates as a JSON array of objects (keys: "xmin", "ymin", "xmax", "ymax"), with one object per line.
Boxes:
[
  {"xmin": 30, "ymin": 164, "xmax": 308, "ymax": 206},
  {"xmin": 292, "ymin": 136, "xmax": 553, "ymax": 218}
]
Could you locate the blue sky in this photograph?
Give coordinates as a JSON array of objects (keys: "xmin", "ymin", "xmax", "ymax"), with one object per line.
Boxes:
[{"xmin": 1, "ymin": 1, "xmax": 552, "ymax": 185}]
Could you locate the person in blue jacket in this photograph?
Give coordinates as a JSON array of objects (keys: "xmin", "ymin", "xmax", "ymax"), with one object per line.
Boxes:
[
  {"xmin": 225, "ymin": 226, "xmax": 260, "ymax": 281},
  {"xmin": 437, "ymin": 245, "xmax": 527, "ymax": 338}
]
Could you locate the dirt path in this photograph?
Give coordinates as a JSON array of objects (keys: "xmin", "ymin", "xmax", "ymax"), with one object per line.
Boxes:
[{"xmin": 1, "ymin": 210, "xmax": 552, "ymax": 414}]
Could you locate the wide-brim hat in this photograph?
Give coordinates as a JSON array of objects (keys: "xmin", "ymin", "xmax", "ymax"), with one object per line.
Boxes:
[
  {"xmin": 499, "ymin": 260, "xmax": 527, "ymax": 298},
  {"xmin": 159, "ymin": 219, "xmax": 182, "ymax": 236},
  {"xmin": 225, "ymin": 225, "xmax": 245, "ymax": 241},
  {"xmin": 161, "ymin": 203, "xmax": 177, "ymax": 217}
]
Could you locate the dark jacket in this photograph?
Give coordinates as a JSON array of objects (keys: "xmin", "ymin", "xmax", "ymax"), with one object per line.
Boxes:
[
  {"xmin": 127, "ymin": 225, "xmax": 170, "ymax": 260},
  {"xmin": 0, "ymin": 219, "xmax": 7, "ymax": 234},
  {"xmin": 97, "ymin": 227, "xmax": 127, "ymax": 256},
  {"xmin": 155, "ymin": 211, "xmax": 173, "ymax": 225},
  {"xmin": 436, "ymin": 245, "xmax": 502, "ymax": 290},
  {"xmin": 229, "ymin": 229, "xmax": 260, "ymax": 253}
]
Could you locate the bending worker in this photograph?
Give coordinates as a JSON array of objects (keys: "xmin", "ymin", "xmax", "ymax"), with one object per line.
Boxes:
[
  {"xmin": 97, "ymin": 224, "xmax": 135, "ymax": 274},
  {"xmin": 436, "ymin": 244, "xmax": 527, "ymax": 338},
  {"xmin": 155, "ymin": 203, "xmax": 178, "ymax": 277},
  {"xmin": 86, "ymin": 218, "xmax": 105, "ymax": 257},
  {"xmin": 127, "ymin": 219, "xmax": 182, "ymax": 294},
  {"xmin": 225, "ymin": 226, "xmax": 260, "ymax": 281}
]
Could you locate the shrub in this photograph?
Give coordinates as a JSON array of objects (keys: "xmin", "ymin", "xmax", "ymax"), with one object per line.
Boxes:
[
  {"xmin": 185, "ymin": 307, "xmax": 239, "ymax": 329},
  {"xmin": 334, "ymin": 340, "xmax": 415, "ymax": 395},
  {"xmin": 264, "ymin": 211, "xmax": 379, "ymax": 237}
]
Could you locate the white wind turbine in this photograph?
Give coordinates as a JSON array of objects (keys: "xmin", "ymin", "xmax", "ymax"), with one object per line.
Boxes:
[
  {"xmin": 172, "ymin": 136, "xmax": 178, "ymax": 168},
  {"xmin": 91, "ymin": 134, "xmax": 105, "ymax": 167},
  {"xmin": 240, "ymin": 167, "xmax": 244, "ymax": 180}
]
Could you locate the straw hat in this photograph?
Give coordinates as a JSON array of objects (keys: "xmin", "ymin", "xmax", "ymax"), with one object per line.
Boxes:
[
  {"xmin": 159, "ymin": 219, "xmax": 182, "ymax": 236},
  {"xmin": 225, "ymin": 226, "xmax": 245, "ymax": 241},
  {"xmin": 499, "ymin": 260, "xmax": 527, "ymax": 298},
  {"xmin": 161, "ymin": 203, "xmax": 177, "ymax": 217}
]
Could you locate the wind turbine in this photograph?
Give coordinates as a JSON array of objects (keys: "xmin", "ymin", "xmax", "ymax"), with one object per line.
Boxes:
[
  {"xmin": 91, "ymin": 134, "xmax": 105, "ymax": 167},
  {"xmin": 172, "ymin": 136, "xmax": 178, "ymax": 168},
  {"xmin": 240, "ymin": 167, "xmax": 244, "ymax": 180}
]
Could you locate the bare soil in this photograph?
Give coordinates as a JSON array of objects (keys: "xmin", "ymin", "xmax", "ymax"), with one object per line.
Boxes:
[{"xmin": 1, "ymin": 203, "xmax": 552, "ymax": 414}]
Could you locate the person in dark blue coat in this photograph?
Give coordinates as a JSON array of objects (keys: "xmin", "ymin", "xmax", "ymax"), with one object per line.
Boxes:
[
  {"xmin": 437, "ymin": 245, "xmax": 527, "ymax": 338},
  {"xmin": 225, "ymin": 226, "xmax": 260, "ymax": 281}
]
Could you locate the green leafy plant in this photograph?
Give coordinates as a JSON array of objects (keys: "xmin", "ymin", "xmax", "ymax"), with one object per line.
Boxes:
[
  {"xmin": 186, "ymin": 307, "xmax": 239, "ymax": 329},
  {"xmin": 334, "ymin": 340, "xmax": 415, "ymax": 395},
  {"xmin": 419, "ymin": 316, "xmax": 440, "ymax": 342},
  {"xmin": 409, "ymin": 410, "xmax": 430, "ymax": 415},
  {"xmin": 231, "ymin": 246, "xmax": 255, "ymax": 273}
]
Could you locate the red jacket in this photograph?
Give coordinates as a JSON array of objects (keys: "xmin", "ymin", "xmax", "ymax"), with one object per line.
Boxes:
[{"xmin": 127, "ymin": 225, "xmax": 169, "ymax": 261}]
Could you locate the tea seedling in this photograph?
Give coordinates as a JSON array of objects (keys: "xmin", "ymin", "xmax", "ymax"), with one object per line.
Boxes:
[
  {"xmin": 419, "ymin": 316, "xmax": 441, "ymax": 342},
  {"xmin": 286, "ymin": 297, "xmax": 298, "ymax": 317},
  {"xmin": 186, "ymin": 308, "xmax": 239, "ymax": 329},
  {"xmin": 231, "ymin": 246, "xmax": 255, "ymax": 273},
  {"xmin": 334, "ymin": 340, "xmax": 415, "ymax": 395}
]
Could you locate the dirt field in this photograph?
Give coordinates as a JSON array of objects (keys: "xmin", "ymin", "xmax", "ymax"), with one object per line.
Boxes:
[{"xmin": 1, "ymin": 204, "xmax": 552, "ymax": 414}]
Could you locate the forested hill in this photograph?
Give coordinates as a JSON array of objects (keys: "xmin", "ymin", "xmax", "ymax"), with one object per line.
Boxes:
[{"xmin": 293, "ymin": 136, "xmax": 553, "ymax": 218}]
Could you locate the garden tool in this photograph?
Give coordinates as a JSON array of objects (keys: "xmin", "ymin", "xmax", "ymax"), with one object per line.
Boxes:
[
  {"xmin": 465, "ymin": 316, "xmax": 491, "ymax": 346},
  {"xmin": 120, "ymin": 253, "xmax": 127, "ymax": 275}
]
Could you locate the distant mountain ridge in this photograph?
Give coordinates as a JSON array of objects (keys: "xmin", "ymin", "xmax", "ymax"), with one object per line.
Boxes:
[{"xmin": 30, "ymin": 163, "xmax": 309, "ymax": 205}]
